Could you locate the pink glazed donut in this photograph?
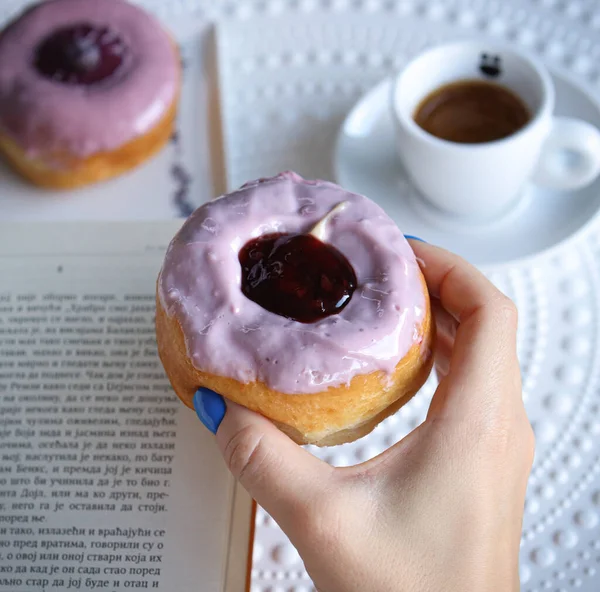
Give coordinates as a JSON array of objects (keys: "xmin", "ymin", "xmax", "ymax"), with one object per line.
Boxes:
[
  {"xmin": 0, "ymin": 0, "xmax": 180, "ymax": 189},
  {"xmin": 155, "ymin": 172, "xmax": 435, "ymax": 446}
]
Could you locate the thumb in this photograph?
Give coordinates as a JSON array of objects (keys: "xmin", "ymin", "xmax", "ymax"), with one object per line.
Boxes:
[{"xmin": 193, "ymin": 388, "xmax": 332, "ymax": 532}]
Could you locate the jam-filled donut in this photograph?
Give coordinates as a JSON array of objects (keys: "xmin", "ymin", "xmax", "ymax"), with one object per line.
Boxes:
[
  {"xmin": 156, "ymin": 172, "xmax": 434, "ymax": 447},
  {"xmin": 0, "ymin": 0, "xmax": 179, "ymax": 189}
]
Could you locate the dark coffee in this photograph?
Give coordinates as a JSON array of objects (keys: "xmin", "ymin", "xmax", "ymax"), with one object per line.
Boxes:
[{"xmin": 413, "ymin": 79, "xmax": 530, "ymax": 144}]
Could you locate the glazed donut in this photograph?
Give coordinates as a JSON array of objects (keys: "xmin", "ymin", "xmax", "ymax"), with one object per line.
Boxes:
[
  {"xmin": 156, "ymin": 172, "xmax": 434, "ymax": 447},
  {"xmin": 0, "ymin": 0, "xmax": 180, "ymax": 189}
]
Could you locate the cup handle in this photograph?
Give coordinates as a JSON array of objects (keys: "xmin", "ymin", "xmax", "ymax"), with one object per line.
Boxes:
[{"xmin": 533, "ymin": 116, "xmax": 600, "ymax": 191}]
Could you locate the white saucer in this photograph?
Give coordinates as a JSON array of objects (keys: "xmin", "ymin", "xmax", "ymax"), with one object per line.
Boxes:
[{"xmin": 334, "ymin": 73, "xmax": 600, "ymax": 266}]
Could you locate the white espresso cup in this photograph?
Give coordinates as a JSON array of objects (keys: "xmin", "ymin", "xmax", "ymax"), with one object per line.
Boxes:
[{"xmin": 391, "ymin": 41, "xmax": 600, "ymax": 220}]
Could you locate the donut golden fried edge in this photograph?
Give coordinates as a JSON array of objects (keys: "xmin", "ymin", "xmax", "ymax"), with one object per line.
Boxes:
[
  {"xmin": 0, "ymin": 98, "xmax": 178, "ymax": 190},
  {"xmin": 155, "ymin": 273, "xmax": 434, "ymax": 447}
]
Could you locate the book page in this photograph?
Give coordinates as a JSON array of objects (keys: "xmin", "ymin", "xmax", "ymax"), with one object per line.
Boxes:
[{"xmin": 0, "ymin": 222, "xmax": 252, "ymax": 592}]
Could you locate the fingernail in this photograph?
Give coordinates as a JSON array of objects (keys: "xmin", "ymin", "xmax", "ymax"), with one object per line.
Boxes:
[
  {"xmin": 193, "ymin": 388, "xmax": 226, "ymax": 434},
  {"xmin": 404, "ymin": 234, "xmax": 427, "ymax": 243}
]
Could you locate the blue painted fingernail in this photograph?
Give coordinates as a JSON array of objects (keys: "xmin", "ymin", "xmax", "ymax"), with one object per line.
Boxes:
[
  {"xmin": 193, "ymin": 388, "xmax": 226, "ymax": 434},
  {"xmin": 404, "ymin": 235, "xmax": 427, "ymax": 243}
]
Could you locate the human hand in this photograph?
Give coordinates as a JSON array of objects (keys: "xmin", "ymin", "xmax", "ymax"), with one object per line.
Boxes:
[{"xmin": 194, "ymin": 240, "xmax": 535, "ymax": 592}]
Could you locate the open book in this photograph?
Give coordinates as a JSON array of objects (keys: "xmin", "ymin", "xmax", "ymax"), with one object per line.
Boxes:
[{"xmin": 0, "ymin": 222, "xmax": 254, "ymax": 592}]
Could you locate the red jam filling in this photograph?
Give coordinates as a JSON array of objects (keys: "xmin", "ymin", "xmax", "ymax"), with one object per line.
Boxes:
[
  {"xmin": 34, "ymin": 24, "xmax": 128, "ymax": 85},
  {"xmin": 239, "ymin": 233, "xmax": 357, "ymax": 323}
]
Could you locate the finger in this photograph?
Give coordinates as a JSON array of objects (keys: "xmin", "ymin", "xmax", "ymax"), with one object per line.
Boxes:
[
  {"xmin": 409, "ymin": 241, "xmax": 521, "ymax": 413},
  {"xmin": 434, "ymin": 334, "xmax": 453, "ymax": 381},
  {"xmin": 194, "ymin": 390, "xmax": 333, "ymax": 533},
  {"xmin": 431, "ymin": 297, "xmax": 458, "ymax": 343},
  {"xmin": 410, "ymin": 241, "xmax": 509, "ymax": 321},
  {"xmin": 431, "ymin": 298, "xmax": 457, "ymax": 380}
]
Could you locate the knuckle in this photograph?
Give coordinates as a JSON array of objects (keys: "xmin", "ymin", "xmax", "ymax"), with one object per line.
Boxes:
[
  {"xmin": 479, "ymin": 419, "xmax": 515, "ymax": 454},
  {"xmin": 222, "ymin": 425, "xmax": 267, "ymax": 484},
  {"xmin": 490, "ymin": 294, "xmax": 519, "ymax": 327},
  {"xmin": 501, "ymin": 299, "xmax": 519, "ymax": 326},
  {"xmin": 521, "ymin": 420, "xmax": 536, "ymax": 466},
  {"xmin": 470, "ymin": 408, "xmax": 534, "ymax": 464}
]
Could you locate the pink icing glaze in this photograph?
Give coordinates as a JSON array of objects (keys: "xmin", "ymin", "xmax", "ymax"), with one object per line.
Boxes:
[
  {"xmin": 158, "ymin": 172, "xmax": 427, "ymax": 395},
  {"xmin": 0, "ymin": 0, "xmax": 178, "ymax": 159}
]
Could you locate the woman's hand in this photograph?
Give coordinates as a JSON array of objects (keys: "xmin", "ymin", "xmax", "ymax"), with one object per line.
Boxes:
[{"xmin": 195, "ymin": 240, "xmax": 535, "ymax": 592}]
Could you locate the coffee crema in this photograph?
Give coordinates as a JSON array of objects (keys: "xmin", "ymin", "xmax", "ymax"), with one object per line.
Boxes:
[{"xmin": 413, "ymin": 79, "xmax": 530, "ymax": 144}]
